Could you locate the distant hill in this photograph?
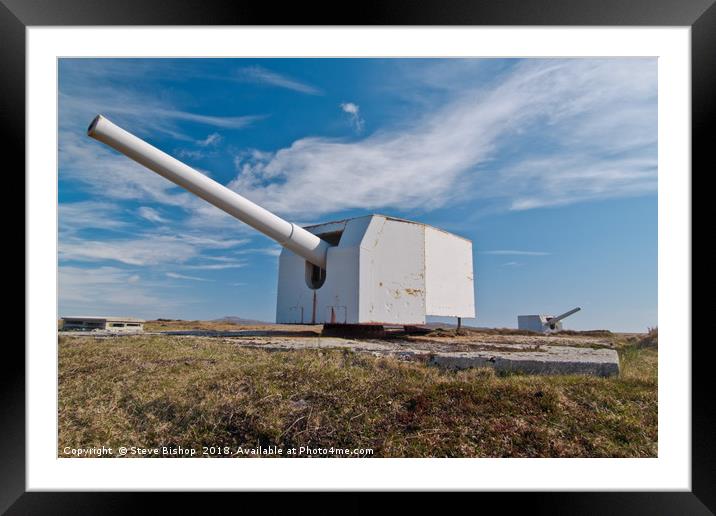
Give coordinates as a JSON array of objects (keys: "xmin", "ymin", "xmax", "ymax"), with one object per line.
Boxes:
[{"xmin": 212, "ymin": 316, "xmax": 274, "ymax": 325}]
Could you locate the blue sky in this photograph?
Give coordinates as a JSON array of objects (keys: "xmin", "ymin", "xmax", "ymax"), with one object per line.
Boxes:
[{"xmin": 58, "ymin": 58, "xmax": 657, "ymax": 331}]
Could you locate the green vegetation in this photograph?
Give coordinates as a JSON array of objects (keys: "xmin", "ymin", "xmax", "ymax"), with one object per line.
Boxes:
[{"xmin": 58, "ymin": 332, "xmax": 657, "ymax": 458}]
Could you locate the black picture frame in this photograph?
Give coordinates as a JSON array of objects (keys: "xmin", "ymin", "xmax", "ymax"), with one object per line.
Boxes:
[{"xmin": 8, "ymin": 0, "xmax": 710, "ymax": 512}]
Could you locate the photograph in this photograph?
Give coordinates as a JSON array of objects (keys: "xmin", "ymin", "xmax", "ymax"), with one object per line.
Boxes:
[{"xmin": 57, "ymin": 57, "xmax": 658, "ymax": 459}]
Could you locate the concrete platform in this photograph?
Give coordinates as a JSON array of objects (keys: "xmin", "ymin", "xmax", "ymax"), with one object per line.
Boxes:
[
  {"xmin": 428, "ymin": 347, "xmax": 619, "ymax": 377},
  {"xmin": 58, "ymin": 331, "xmax": 620, "ymax": 377},
  {"xmin": 225, "ymin": 337, "xmax": 620, "ymax": 377}
]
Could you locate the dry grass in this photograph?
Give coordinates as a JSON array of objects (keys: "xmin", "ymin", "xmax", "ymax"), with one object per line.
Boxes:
[
  {"xmin": 143, "ymin": 319, "xmax": 322, "ymax": 333},
  {"xmin": 613, "ymin": 327, "xmax": 658, "ymax": 349},
  {"xmin": 58, "ymin": 333, "xmax": 657, "ymax": 458},
  {"xmin": 427, "ymin": 327, "xmax": 613, "ymax": 338}
]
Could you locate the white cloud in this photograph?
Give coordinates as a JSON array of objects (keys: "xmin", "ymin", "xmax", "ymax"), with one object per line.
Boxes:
[
  {"xmin": 236, "ymin": 66, "xmax": 322, "ymax": 95},
  {"xmin": 500, "ymin": 261, "xmax": 522, "ymax": 267},
  {"xmin": 179, "ymin": 254, "xmax": 249, "ymax": 269},
  {"xmin": 59, "ymin": 237, "xmax": 197, "ymax": 266},
  {"xmin": 502, "ymin": 156, "xmax": 656, "ymax": 211},
  {"xmin": 340, "ymin": 102, "xmax": 359, "ymax": 115},
  {"xmin": 170, "ymin": 234, "xmax": 248, "ymax": 249},
  {"xmin": 60, "ymin": 130, "xmax": 195, "ymax": 207},
  {"xmin": 197, "ymin": 132, "xmax": 222, "ymax": 147},
  {"xmin": 60, "ymin": 135, "xmax": 249, "ymax": 238},
  {"xmin": 176, "ymin": 149, "xmax": 207, "ymax": 160},
  {"xmin": 59, "ymin": 201, "xmax": 129, "ymax": 233},
  {"xmin": 60, "ymin": 90, "xmax": 263, "ymax": 140},
  {"xmin": 182, "ymin": 262, "xmax": 247, "ymax": 270},
  {"xmin": 59, "ymin": 232, "xmax": 248, "ymax": 267},
  {"xmin": 481, "ymin": 250, "xmax": 551, "ymax": 256},
  {"xmin": 249, "ymin": 247, "xmax": 282, "ymax": 257},
  {"xmin": 340, "ymin": 102, "xmax": 365, "ymax": 132},
  {"xmin": 150, "ymin": 110, "xmax": 261, "ymax": 130},
  {"xmin": 228, "ymin": 59, "xmax": 656, "ymax": 219},
  {"xmin": 57, "ymin": 76, "xmax": 264, "ymax": 219},
  {"xmin": 166, "ymin": 272, "xmax": 213, "ymax": 282},
  {"xmin": 137, "ymin": 206, "xmax": 168, "ymax": 224},
  {"xmin": 59, "ymin": 266, "xmax": 180, "ymax": 316},
  {"xmin": 59, "ymin": 114, "xmax": 262, "ymax": 235}
]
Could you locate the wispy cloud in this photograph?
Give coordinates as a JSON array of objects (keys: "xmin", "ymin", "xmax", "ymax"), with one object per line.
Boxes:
[
  {"xmin": 481, "ymin": 250, "xmax": 551, "ymax": 256},
  {"xmin": 176, "ymin": 255, "xmax": 250, "ymax": 270},
  {"xmin": 500, "ymin": 261, "xmax": 523, "ymax": 267},
  {"xmin": 59, "ymin": 237, "xmax": 198, "ymax": 266},
  {"xmin": 166, "ymin": 272, "xmax": 213, "ymax": 282},
  {"xmin": 62, "ymin": 59, "xmax": 656, "ymax": 230},
  {"xmin": 174, "ymin": 133, "xmax": 224, "ymax": 161},
  {"xmin": 137, "ymin": 206, "xmax": 168, "ymax": 224},
  {"xmin": 176, "ymin": 149, "xmax": 206, "ymax": 160},
  {"xmin": 60, "ymin": 91, "xmax": 264, "ymax": 142},
  {"xmin": 235, "ymin": 66, "xmax": 322, "ymax": 95},
  {"xmin": 59, "ymin": 201, "xmax": 129, "ymax": 234},
  {"xmin": 232, "ymin": 246, "xmax": 283, "ymax": 257},
  {"xmin": 60, "ymin": 130, "xmax": 249, "ymax": 234},
  {"xmin": 229, "ymin": 59, "xmax": 656, "ymax": 218},
  {"xmin": 340, "ymin": 102, "xmax": 365, "ymax": 132},
  {"xmin": 183, "ymin": 261, "xmax": 248, "ymax": 270},
  {"xmin": 197, "ymin": 132, "xmax": 222, "ymax": 147},
  {"xmin": 59, "ymin": 232, "xmax": 248, "ymax": 267},
  {"xmin": 59, "ymin": 266, "xmax": 181, "ymax": 316},
  {"xmin": 149, "ymin": 109, "xmax": 261, "ymax": 130},
  {"xmin": 60, "ymin": 129, "xmax": 196, "ymax": 207},
  {"xmin": 59, "ymin": 87, "xmax": 261, "ymax": 234},
  {"xmin": 502, "ymin": 156, "xmax": 656, "ymax": 211}
]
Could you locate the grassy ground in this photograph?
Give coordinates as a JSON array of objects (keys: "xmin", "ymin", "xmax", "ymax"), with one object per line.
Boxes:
[
  {"xmin": 142, "ymin": 319, "xmax": 322, "ymax": 333},
  {"xmin": 58, "ymin": 331, "xmax": 657, "ymax": 458}
]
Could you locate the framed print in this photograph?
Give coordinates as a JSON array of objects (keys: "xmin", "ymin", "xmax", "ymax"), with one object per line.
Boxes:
[{"xmin": 8, "ymin": 0, "xmax": 711, "ymax": 512}]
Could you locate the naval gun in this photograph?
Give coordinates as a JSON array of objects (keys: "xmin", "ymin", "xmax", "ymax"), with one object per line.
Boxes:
[
  {"xmin": 544, "ymin": 307, "xmax": 581, "ymax": 330},
  {"xmin": 88, "ymin": 115, "xmax": 476, "ymax": 328},
  {"xmin": 517, "ymin": 307, "xmax": 582, "ymax": 333}
]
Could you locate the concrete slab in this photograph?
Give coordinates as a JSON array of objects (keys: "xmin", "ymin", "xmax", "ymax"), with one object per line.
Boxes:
[
  {"xmin": 228, "ymin": 337, "xmax": 620, "ymax": 377},
  {"xmin": 428, "ymin": 347, "xmax": 620, "ymax": 377},
  {"xmin": 58, "ymin": 331, "xmax": 620, "ymax": 377}
]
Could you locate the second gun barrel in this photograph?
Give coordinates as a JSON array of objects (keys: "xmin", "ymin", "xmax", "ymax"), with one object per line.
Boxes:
[{"xmin": 547, "ymin": 307, "xmax": 581, "ymax": 324}]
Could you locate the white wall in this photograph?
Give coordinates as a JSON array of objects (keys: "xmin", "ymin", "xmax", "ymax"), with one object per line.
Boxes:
[
  {"xmin": 277, "ymin": 215, "xmax": 475, "ymax": 325},
  {"xmin": 358, "ymin": 217, "xmax": 426, "ymax": 324},
  {"xmin": 424, "ymin": 227, "xmax": 475, "ymax": 318}
]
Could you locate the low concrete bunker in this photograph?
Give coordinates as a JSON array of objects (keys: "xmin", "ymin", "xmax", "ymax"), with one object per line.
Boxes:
[{"xmin": 60, "ymin": 316, "xmax": 145, "ymax": 333}]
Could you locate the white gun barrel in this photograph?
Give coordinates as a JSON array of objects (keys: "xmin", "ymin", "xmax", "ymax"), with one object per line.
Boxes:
[
  {"xmin": 547, "ymin": 307, "xmax": 581, "ymax": 324},
  {"xmin": 87, "ymin": 115, "xmax": 329, "ymax": 269}
]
